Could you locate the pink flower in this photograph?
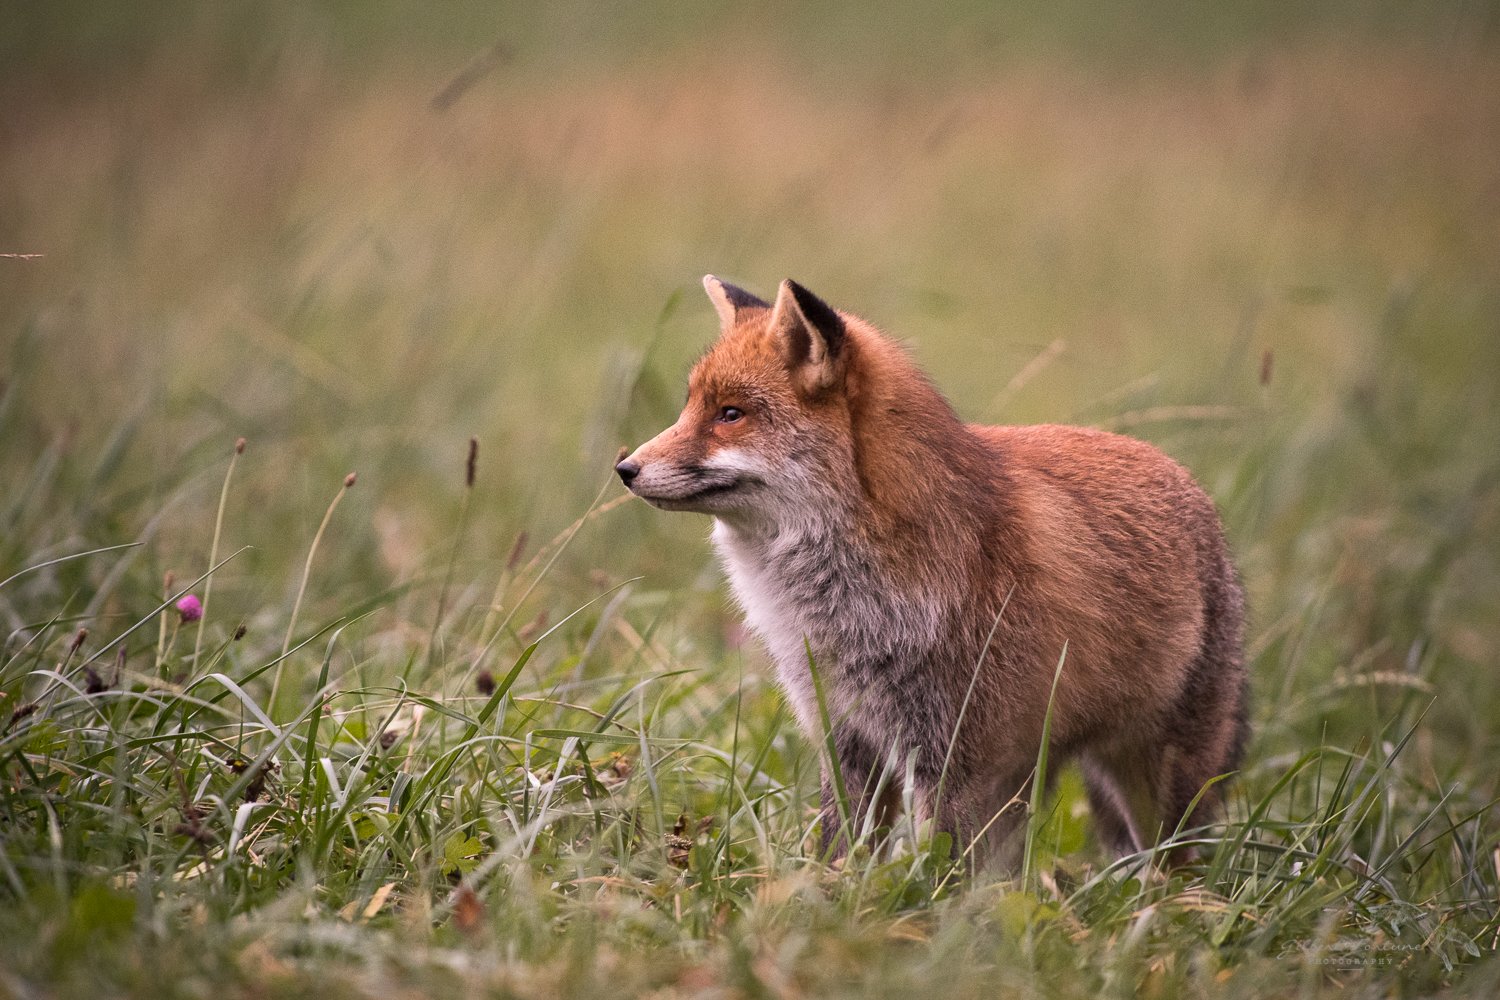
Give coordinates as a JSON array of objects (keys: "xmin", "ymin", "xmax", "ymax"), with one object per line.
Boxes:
[{"xmin": 176, "ymin": 594, "xmax": 203, "ymax": 623}]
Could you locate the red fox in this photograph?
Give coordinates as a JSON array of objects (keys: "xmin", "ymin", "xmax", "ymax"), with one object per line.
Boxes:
[{"xmin": 617, "ymin": 276, "xmax": 1248, "ymax": 865}]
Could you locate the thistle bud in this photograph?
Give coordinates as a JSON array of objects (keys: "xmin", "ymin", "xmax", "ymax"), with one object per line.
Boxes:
[{"xmin": 176, "ymin": 595, "xmax": 203, "ymax": 623}]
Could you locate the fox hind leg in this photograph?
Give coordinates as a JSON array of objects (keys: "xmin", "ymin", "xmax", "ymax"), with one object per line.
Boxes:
[
  {"xmin": 1082, "ymin": 715, "xmax": 1241, "ymax": 862},
  {"xmin": 1086, "ymin": 553, "xmax": 1249, "ymax": 862}
]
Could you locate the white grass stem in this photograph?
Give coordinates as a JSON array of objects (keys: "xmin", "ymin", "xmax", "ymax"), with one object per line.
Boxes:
[
  {"xmin": 274, "ymin": 475, "xmax": 354, "ymax": 706},
  {"xmin": 195, "ymin": 442, "xmax": 243, "ymax": 668}
]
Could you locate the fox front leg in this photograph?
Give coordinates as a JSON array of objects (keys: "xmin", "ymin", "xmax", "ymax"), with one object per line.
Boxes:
[
  {"xmin": 921, "ymin": 764, "xmax": 1036, "ymax": 871},
  {"xmin": 816, "ymin": 730, "xmax": 900, "ymax": 860}
]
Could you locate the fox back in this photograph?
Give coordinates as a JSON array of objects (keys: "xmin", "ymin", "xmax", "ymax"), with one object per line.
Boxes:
[{"xmin": 618, "ymin": 276, "xmax": 1248, "ymax": 865}]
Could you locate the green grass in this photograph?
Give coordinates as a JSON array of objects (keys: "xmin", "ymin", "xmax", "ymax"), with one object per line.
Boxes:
[{"xmin": 2, "ymin": 4, "xmax": 1498, "ymax": 997}]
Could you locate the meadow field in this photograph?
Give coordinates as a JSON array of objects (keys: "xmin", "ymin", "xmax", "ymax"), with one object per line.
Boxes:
[{"xmin": 2, "ymin": 3, "xmax": 1498, "ymax": 996}]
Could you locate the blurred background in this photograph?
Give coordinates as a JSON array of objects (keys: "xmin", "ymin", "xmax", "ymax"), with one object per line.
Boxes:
[{"xmin": 2, "ymin": 2, "xmax": 1497, "ymax": 760}]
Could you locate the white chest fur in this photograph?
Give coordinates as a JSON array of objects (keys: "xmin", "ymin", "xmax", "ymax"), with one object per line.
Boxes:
[
  {"xmin": 712, "ymin": 519, "xmax": 823, "ymax": 731},
  {"xmin": 710, "ymin": 517, "xmax": 945, "ymax": 744}
]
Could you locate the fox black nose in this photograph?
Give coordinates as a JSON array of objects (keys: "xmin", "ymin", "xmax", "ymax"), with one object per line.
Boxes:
[{"xmin": 615, "ymin": 458, "xmax": 641, "ymax": 485}]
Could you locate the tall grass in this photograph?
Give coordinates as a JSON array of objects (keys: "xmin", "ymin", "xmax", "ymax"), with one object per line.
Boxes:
[{"xmin": 1, "ymin": 4, "xmax": 1497, "ymax": 996}]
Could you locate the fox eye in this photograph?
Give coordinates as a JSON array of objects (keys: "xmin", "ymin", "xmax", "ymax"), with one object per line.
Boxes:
[{"xmin": 717, "ymin": 406, "xmax": 745, "ymax": 424}]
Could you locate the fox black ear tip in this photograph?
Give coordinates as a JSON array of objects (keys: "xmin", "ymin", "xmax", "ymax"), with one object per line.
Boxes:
[{"xmin": 782, "ymin": 278, "xmax": 814, "ymax": 301}]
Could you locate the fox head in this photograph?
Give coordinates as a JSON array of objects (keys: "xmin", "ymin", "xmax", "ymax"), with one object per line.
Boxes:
[{"xmin": 615, "ymin": 276, "xmax": 862, "ymax": 522}]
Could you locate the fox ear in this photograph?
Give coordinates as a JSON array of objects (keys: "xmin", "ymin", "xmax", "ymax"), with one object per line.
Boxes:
[
  {"xmin": 703, "ymin": 275, "xmax": 769, "ymax": 330},
  {"xmin": 770, "ymin": 279, "xmax": 845, "ymax": 394}
]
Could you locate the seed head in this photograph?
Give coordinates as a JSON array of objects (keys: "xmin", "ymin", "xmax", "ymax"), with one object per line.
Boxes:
[
  {"xmin": 69, "ymin": 627, "xmax": 88, "ymax": 654},
  {"xmin": 233, "ymin": 623, "xmax": 248, "ymax": 641},
  {"xmin": 235, "ymin": 437, "xmax": 247, "ymax": 455},
  {"xmin": 518, "ymin": 609, "xmax": 548, "ymax": 642},
  {"xmin": 6, "ymin": 702, "xmax": 37, "ymax": 730},
  {"xmin": 344, "ymin": 472, "xmax": 357, "ymax": 489},
  {"xmin": 476, "ymin": 670, "xmax": 495, "ymax": 696},
  {"xmin": 466, "ymin": 437, "xmax": 479, "ymax": 489},
  {"xmin": 505, "ymin": 531, "xmax": 529, "ymax": 572},
  {"xmin": 84, "ymin": 666, "xmax": 109, "ymax": 694}
]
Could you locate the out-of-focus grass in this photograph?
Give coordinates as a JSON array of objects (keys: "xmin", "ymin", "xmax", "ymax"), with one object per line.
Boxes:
[{"xmin": 1, "ymin": 4, "xmax": 1498, "ymax": 997}]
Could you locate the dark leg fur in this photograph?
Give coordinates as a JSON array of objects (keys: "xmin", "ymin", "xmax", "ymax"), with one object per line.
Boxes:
[
  {"xmin": 817, "ymin": 730, "xmax": 902, "ymax": 859},
  {"xmin": 925, "ymin": 764, "xmax": 1034, "ymax": 871}
]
